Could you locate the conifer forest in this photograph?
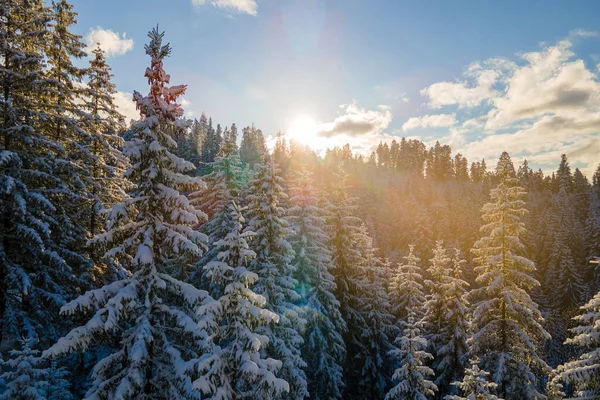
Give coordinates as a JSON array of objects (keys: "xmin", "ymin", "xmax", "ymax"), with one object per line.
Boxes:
[{"xmin": 2, "ymin": 1, "xmax": 600, "ymax": 399}]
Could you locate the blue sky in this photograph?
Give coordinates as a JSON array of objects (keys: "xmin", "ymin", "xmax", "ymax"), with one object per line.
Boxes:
[{"xmin": 71, "ymin": 0, "xmax": 600, "ymax": 175}]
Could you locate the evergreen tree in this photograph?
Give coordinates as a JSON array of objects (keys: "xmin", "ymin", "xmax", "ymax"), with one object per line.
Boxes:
[
  {"xmin": 423, "ymin": 241, "xmax": 452, "ymax": 360},
  {"xmin": 193, "ymin": 201, "xmax": 289, "ymax": 400},
  {"xmin": 0, "ymin": 338, "xmax": 50, "ymax": 400},
  {"xmin": 239, "ymin": 124, "xmax": 266, "ymax": 168},
  {"xmin": 390, "ymin": 245, "xmax": 426, "ymax": 322},
  {"xmin": 43, "ymin": 0, "xmax": 92, "ymax": 254},
  {"xmin": 425, "ymin": 246, "xmax": 470, "ymax": 396},
  {"xmin": 0, "ymin": 0, "xmax": 87, "ymax": 349},
  {"xmin": 446, "ymin": 358, "xmax": 502, "ymax": 400},
  {"xmin": 288, "ymin": 166, "xmax": 346, "ymax": 400},
  {"xmin": 386, "ymin": 309, "xmax": 437, "ymax": 400},
  {"xmin": 551, "ymin": 290, "xmax": 600, "ymax": 398},
  {"xmin": 191, "ymin": 154, "xmax": 243, "ymax": 293},
  {"xmin": 355, "ymin": 225, "xmax": 398, "ymax": 399},
  {"xmin": 82, "ymin": 44, "xmax": 129, "ymax": 241},
  {"xmin": 46, "ymin": 360, "xmax": 74, "ymax": 400},
  {"xmin": 556, "ymin": 154, "xmax": 573, "ymax": 193},
  {"xmin": 326, "ymin": 166, "xmax": 376, "ymax": 398},
  {"xmin": 219, "ymin": 123, "xmax": 238, "ymax": 157},
  {"xmin": 547, "ymin": 188, "xmax": 584, "ymax": 308},
  {"xmin": 245, "ymin": 160, "xmax": 308, "ymax": 399},
  {"xmin": 470, "ymin": 152, "xmax": 550, "ymax": 399},
  {"xmin": 44, "ymin": 28, "xmax": 212, "ymax": 399}
]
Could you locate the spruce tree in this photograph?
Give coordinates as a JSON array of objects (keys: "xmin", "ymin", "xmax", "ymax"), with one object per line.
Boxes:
[
  {"xmin": 288, "ymin": 166, "xmax": 346, "ymax": 400},
  {"xmin": 424, "ymin": 245, "xmax": 470, "ymax": 396},
  {"xmin": 470, "ymin": 152, "xmax": 550, "ymax": 399},
  {"xmin": 82, "ymin": 44, "xmax": 129, "ymax": 241},
  {"xmin": 326, "ymin": 166, "xmax": 374, "ymax": 398},
  {"xmin": 551, "ymin": 290, "xmax": 600, "ymax": 398},
  {"xmin": 44, "ymin": 28, "xmax": 212, "ymax": 399},
  {"xmin": 0, "ymin": 338, "xmax": 51, "ymax": 400},
  {"xmin": 390, "ymin": 245, "xmax": 426, "ymax": 322},
  {"xmin": 245, "ymin": 160, "xmax": 308, "ymax": 399},
  {"xmin": 191, "ymin": 154, "xmax": 243, "ymax": 293},
  {"xmin": 193, "ymin": 201, "xmax": 289, "ymax": 400},
  {"xmin": 386, "ymin": 309, "xmax": 437, "ymax": 400},
  {"xmin": 0, "ymin": 0, "xmax": 87, "ymax": 350},
  {"xmin": 547, "ymin": 188, "xmax": 584, "ymax": 309},
  {"xmin": 446, "ymin": 358, "xmax": 502, "ymax": 400},
  {"xmin": 423, "ymin": 241, "xmax": 452, "ymax": 361},
  {"xmin": 355, "ymin": 225, "xmax": 398, "ymax": 400},
  {"xmin": 43, "ymin": 0, "xmax": 93, "ymax": 254}
]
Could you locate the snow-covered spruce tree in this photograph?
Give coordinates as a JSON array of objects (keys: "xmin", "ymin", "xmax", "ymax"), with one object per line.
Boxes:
[
  {"xmin": 192, "ymin": 201, "xmax": 289, "ymax": 399},
  {"xmin": 470, "ymin": 152, "xmax": 550, "ymax": 399},
  {"xmin": 551, "ymin": 290, "xmax": 600, "ymax": 398},
  {"xmin": 390, "ymin": 245, "xmax": 426, "ymax": 322},
  {"xmin": 0, "ymin": 338, "xmax": 50, "ymax": 400},
  {"xmin": 446, "ymin": 358, "xmax": 502, "ymax": 400},
  {"xmin": 288, "ymin": 165, "xmax": 346, "ymax": 400},
  {"xmin": 386, "ymin": 309, "xmax": 437, "ymax": 400},
  {"xmin": 355, "ymin": 225, "xmax": 398, "ymax": 400},
  {"xmin": 326, "ymin": 166, "xmax": 375, "ymax": 398},
  {"xmin": 46, "ymin": 359, "xmax": 74, "ymax": 400},
  {"xmin": 0, "ymin": 0, "xmax": 88, "ymax": 350},
  {"xmin": 423, "ymin": 241, "xmax": 452, "ymax": 363},
  {"xmin": 191, "ymin": 154, "xmax": 243, "ymax": 293},
  {"xmin": 43, "ymin": 28, "xmax": 212, "ymax": 399},
  {"xmin": 245, "ymin": 159, "xmax": 308, "ymax": 399},
  {"xmin": 546, "ymin": 188, "xmax": 584, "ymax": 309},
  {"xmin": 42, "ymin": 0, "xmax": 94, "ymax": 254},
  {"xmin": 82, "ymin": 44, "xmax": 129, "ymax": 242},
  {"xmin": 435, "ymin": 248, "xmax": 470, "ymax": 396}
]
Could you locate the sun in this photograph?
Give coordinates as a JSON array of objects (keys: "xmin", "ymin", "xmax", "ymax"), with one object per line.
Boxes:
[{"xmin": 287, "ymin": 114, "xmax": 318, "ymax": 145}]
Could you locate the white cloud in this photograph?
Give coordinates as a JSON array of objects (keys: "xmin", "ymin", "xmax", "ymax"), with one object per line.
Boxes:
[
  {"xmin": 421, "ymin": 69, "xmax": 498, "ymax": 109},
  {"xmin": 402, "ymin": 113, "xmax": 457, "ymax": 131},
  {"xmin": 192, "ymin": 0, "xmax": 257, "ymax": 16},
  {"xmin": 412, "ymin": 31, "xmax": 600, "ymax": 174},
  {"xmin": 113, "ymin": 91, "xmax": 139, "ymax": 123},
  {"xmin": 85, "ymin": 27, "xmax": 134, "ymax": 58},
  {"xmin": 484, "ymin": 39, "xmax": 600, "ymax": 130},
  {"xmin": 316, "ymin": 103, "xmax": 392, "ymax": 138}
]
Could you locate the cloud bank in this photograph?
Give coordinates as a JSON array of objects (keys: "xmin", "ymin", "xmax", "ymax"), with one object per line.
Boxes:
[{"xmin": 85, "ymin": 27, "xmax": 134, "ymax": 57}]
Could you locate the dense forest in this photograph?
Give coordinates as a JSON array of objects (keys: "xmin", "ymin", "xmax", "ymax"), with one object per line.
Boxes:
[{"xmin": 1, "ymin": 1, "xmax": 600, "ymax": 399}]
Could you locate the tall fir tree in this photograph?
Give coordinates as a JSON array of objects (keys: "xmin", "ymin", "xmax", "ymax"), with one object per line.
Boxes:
[
  {"xmin": 355, "ymin": 225, "xmax": 398, "ymax": 399},
  {"xmin": 390, "ymin": 245, "xmax": 426, "ymax": 322},
  {"xmin": 551, "ymin": 290, "xmax": 600, "ymax": 398},
  {"xmin": 191, "ymin": 153, "xmax": 243, "ymax": 294},
  {"xmin": 82, "ymin": 44, "xmax": 129, "ymax": 243},
  {"xmin": 44, "ymin": 28, "xmax": 212, "ymax": 399},
  {"xmin": 385, "ymin": 308, "xmax": 437, "ymax": 400},
  {"xmin": 423, "ymin": 244, "xmax": 470, "ymax": 396},
  {"xmin": 437, "ymin": 249, "xmax": 470, "ymax": 396},
  {"xmin": 193, "ymin": 201, "xmax": 289, "ymax": 400},
  {"xmin": 326, "ymin": 166, "xmax": 376, "ymax": 399},
  {"xmin": 43, "ymin": 0, "xmax": 93, "ymax": 254},
  {"xmin": 288, "ymin": 165, "xmax": 346, "ymax": 400},
  {"xmin": 245, "ymin": 160, "xmax": 308, "ymax": 399},
  {"xmin": 547, "ymin": 188, "xmax": 584, "ymax": 309},
  {"xmin": 470, "ymin": 152, "xmax": 550, "ymax": 399},
  {"xmin": 0, "ymin": 0, "xmax": 88, "ymax": 351}
]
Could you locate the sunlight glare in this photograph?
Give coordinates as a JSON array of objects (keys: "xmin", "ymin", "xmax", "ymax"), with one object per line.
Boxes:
[{"xmin": 288, "ymin": 114, "xmax": 318, "ymax": 145}]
